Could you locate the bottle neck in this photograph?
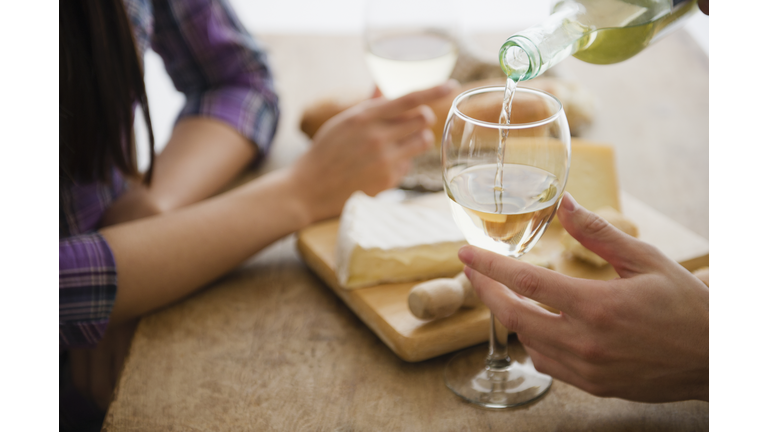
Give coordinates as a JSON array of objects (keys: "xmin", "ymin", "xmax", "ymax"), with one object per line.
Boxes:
[
  {"xmin": 498, "ymin": 36, "xmax": 542, "ymax": 82},
  {"xmin": 499, "ymin": 3, "xmax": 584, "ymax": 81}
]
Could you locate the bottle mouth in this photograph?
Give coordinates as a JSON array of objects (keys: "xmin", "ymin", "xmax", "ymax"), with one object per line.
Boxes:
[{"xmin": 499, "ymin": 36, "xmax": 541, "ymax": 81}]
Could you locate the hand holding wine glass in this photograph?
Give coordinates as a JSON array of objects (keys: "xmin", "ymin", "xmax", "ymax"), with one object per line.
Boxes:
[
  {"xmin": 292, "ymin": 81, "xmax": 457, "ymax": 222},
  {"xmin": 459, "ymin": 193, "xmax": 710, "ymax": 403}
]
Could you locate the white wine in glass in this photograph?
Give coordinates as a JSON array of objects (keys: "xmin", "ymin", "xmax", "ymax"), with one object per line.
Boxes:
[
  {"xmin": 442, "ymin": 85, "xmax": 571, "ymax": 408},
  {"xmin": 447, "ymin": 163, "xmax": 561, "ymax": 256},
  {"xmin": 364, "ymin": 0, "xmax": 458, "ymax": 99}
]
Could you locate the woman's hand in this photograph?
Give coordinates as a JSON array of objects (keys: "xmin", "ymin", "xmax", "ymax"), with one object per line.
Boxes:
[
  {"xmin": 289, "ymin": 81, "xmax": 458, "ymax": 223},
  {"xmin": 459, "ymin": 193, "xmax": 709, "ymax": 403}
]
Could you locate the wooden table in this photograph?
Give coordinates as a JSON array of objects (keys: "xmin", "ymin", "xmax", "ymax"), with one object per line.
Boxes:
[{"xmin": 103, "ymin": 32, "xmax": 709, "ymax": 430}]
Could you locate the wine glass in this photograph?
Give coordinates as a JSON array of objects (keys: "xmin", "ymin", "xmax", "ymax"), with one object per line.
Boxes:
[
  {"xmin": 441, "ymin": 85, "xmax": 570, "ymax": 408},
  {"xmin": 364, "ymin": 0, "xmax": 458, "ymax": 99}
]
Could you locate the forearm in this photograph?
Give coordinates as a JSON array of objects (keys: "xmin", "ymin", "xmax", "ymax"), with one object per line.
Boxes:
[
  {"xmin": 101, "ymin": 167, "xmax": 309, "ymax": 324},
  {"xmin": 147, "ymin": 117, "xmax": 257, "ymax": 212},
  {"xmin": 101, "ymin": 117, "xmax": 256, "ymax": 227},
  {"xmin": 100, "ymin": 83, "xmax": 454, "ymax": 325}
]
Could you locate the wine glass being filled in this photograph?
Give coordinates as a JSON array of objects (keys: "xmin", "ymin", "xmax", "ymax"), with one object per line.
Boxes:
[{"xmin": 442, "ymin": 85, "xmax": 571, "ymax": 408}]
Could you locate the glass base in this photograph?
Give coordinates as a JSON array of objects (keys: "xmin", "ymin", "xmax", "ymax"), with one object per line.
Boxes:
[{"xmin": 444, "ymin": 343, "xmax": 552, "ymax": 408}]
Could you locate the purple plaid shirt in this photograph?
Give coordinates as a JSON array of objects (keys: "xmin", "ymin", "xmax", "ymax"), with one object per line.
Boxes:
[{"xmin": 59, "ymin": 0, "xmax": 279, "ymax": 349}]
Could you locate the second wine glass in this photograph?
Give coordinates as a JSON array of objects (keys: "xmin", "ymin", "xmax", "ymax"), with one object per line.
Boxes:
[
  {"xmin": 364, "ymin": 0, "xmax": 458, "ymax": 99},
  {"xmin": 442, "ymin": 85, "xmax": 571, "ymax": 408}
]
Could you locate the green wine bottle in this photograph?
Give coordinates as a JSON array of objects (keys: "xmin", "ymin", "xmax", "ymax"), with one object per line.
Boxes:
[{"xmin": 499, "ymin": 0, "xmax": 700, "ymax": 81}]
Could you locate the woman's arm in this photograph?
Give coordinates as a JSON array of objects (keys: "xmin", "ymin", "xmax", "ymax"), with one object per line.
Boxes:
[
  {"xmin": 145, "ymin": 118, "xmax": 256, "ymax": 211},
  {"xmin": 101, "ymin": 118, "xmax": 256, "ymax": 226},
  {"xmin": 102, "ymin": 83, "xmax": 455, "ymax": 325},
  {"xmin": 99, "ymin": 0, "xmax": 283, "ymax": 227},
  {"xmin": 102, "ymin": 167, "xmax": 302, "ymax": 324},
  {"xmin": 151, "ymin": 0, "xmax": 279, "ymax": 161}
]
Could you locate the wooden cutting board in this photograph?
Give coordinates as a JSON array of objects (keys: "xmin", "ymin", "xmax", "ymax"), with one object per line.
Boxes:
[{"xmin": 296, "ymin": 192, "xmax": 708, "ymax": 362}]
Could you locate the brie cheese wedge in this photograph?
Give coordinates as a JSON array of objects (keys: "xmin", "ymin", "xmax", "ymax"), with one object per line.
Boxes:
[{"xmin": 336, "ymin": 192, "xmax": 467, "ymax": 289}]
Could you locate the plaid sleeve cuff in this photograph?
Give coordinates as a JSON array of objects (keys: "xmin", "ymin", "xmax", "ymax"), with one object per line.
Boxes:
[
  {"xmin": 59, "ymin": 233, "xmax": 117, "ymax": 349},
  {"xmin": 178, "ymin": 85, "xmax": 280, "ymax": 160}
]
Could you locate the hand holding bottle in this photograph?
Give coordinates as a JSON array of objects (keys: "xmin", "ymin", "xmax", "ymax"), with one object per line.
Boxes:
[
  {"xmin": 499, "ymin": 0, "xmax": 703, "ymax": 81},
  {"xmin": 458, "ymin": 193, "xmax": 709, "ymax": 403}
]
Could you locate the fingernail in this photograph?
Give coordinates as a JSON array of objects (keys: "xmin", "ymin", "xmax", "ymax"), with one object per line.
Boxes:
[
  {"xmin": 560, "ymin": 192, "xmax": 576, "ymax": 212},
  {"xmin": 458, "ymin": 245, "xmax": 474, "ymax": 264}
]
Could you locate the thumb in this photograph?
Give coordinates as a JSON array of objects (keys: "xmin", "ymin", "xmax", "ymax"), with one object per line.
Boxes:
[
  {"xmin": 372, "ymin": 86, "xmax": 383, "ymax": 99},
  {"xmin": 558, "ymin": 193, "xmax": 653, "ymax": 276}
]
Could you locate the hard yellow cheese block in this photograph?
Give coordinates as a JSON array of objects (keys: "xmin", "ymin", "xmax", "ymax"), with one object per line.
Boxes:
[
  {"xmin": 501, "ymin": 137, "xmax": 620, "ymax": 217},
  {"xmin": 564, "ymin": 138, "xmax": 621, "ymax": 213}
]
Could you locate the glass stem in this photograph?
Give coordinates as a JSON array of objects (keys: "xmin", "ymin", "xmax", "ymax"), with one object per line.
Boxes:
[{"xmin": 486, "ymin": 313, "xmax": 511, "ymax": 370}]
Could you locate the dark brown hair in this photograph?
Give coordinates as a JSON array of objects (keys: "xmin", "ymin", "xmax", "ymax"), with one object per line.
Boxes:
[{"xmin": 60, "ymin": 0, "xmax": 155, "ymax": 184}]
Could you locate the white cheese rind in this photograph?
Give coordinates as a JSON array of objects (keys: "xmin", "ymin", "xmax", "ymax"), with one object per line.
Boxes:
[{"xmin": 336, "ymin": 192, "xmax": 467, "ymax": 289}]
